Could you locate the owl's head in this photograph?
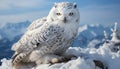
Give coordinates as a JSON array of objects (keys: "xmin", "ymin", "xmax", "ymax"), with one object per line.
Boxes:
[{"xmin": 47, "ymin": 2, "xmax": 80, "ymax": 23}]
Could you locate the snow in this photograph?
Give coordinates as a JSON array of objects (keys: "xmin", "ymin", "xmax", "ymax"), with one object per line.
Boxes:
[
  {"xmin": 111, "ymin": 37, "xmax": 120, "ymax": 43},
  {"xmin": 1, "ymin": 43, "xmax": 120, "ymax": 69},
  {"xmin": 88, "ymin": 39, "xmax": 101, "ymax": 48},
  {"xmin": 35, "ymin": 58, "xmax": 95, "ymax": 69},
  {"xmin": 78, "ymin": 25, "xmax": 88, "ymax": 33}
]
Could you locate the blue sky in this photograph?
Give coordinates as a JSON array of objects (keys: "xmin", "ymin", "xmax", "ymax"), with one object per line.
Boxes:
[{"xmin": 0, "ymin": 0, "xmax": 120, "ymax": 27}]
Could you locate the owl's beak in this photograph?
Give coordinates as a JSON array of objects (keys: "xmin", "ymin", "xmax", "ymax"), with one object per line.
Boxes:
[{"xmin": 63, "ymin": 17, "xmax": 67, "ymax": 23}]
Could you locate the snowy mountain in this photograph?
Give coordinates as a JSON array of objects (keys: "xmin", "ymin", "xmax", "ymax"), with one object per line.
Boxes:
[
  {"xmin": 0, "ymin": 20, "xmax": 30, "ymax": 40},
  {"xmin": 73, "ymin": 24, "xmax": 106, "ymax": 48}
]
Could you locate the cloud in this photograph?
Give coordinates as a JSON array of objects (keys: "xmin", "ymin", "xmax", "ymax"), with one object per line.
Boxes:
[
  {"xmin": 0, "ymin": 0, "xmax": 53, "ymax": 27},
  {"xmin": 0, "ymin": 0, "xmax": 49, "ymax": 10},
  {"xmin": 0, "ymin": 10, "xmax": 48, "ymax": 28}
]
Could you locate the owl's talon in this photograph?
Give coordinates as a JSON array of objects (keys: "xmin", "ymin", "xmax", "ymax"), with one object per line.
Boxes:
[
  {"xmin": 51, "ymin": 58, "xmax": 59, "ymax": 63},
  {"xmin": 50, "ymin": 56, "xmax": 71, "ymax": 64}
]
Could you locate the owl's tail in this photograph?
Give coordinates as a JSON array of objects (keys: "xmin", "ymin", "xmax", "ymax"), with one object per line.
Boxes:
[{"xmin": 11, "ymin": 52, "xmax": 28, "ymax": 66}]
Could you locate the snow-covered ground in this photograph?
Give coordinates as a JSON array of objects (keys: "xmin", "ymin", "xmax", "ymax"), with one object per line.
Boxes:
[{"xmin": 0, "ymin": 43, "xmax": 120, "ymax": 69}]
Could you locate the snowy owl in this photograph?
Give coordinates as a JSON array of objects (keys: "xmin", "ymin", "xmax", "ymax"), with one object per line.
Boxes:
[{"xmin": 11, "ymin": 2, "xmax": 80, "ymax": 67}]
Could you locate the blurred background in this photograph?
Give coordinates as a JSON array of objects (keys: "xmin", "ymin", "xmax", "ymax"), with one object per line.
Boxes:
[{"xmin": 0, "ymin": 0, "xmax": 120, "ymax": 64}]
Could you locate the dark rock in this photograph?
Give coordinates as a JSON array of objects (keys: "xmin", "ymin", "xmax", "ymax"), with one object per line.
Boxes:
[{"xmin": 93, "ymin": 60, "xmax": 107, "ymax": 69}]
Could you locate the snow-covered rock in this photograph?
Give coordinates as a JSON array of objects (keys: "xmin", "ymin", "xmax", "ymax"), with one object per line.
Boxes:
[{"xmin": 1, "ymin": 44, "xmax": 120, "ymax": 69}]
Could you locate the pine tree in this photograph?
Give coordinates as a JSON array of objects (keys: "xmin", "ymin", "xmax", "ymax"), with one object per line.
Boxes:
[
  {"xmin": 111, "ymin": 22, "xmax": 120, "ymax": 44},
  {"xmin": 110, "ymin": 22, "xmax": 120, "ymax": 52}
]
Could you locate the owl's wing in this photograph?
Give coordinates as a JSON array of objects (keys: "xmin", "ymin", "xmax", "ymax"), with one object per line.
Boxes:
[
  {"xmin": 11, "ymin": 23, "xmax": 64, "ymax": 65},
  {"xmin": 27, "ymin": 17, "xmax": 47, "ymax": 31}
]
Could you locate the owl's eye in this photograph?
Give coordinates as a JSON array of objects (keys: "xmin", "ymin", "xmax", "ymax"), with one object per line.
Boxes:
[
  {"xmin": 69, "ymin": 12, "xmax": 74, "ymax": 16},
  {"xmin": 56, "ymin": 13, "xmax": 61, "ymax": 16}
]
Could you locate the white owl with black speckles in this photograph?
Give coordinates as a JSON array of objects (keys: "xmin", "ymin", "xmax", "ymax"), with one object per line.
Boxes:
[{"xmin": 11, "ymin": 2, "xmax": 80, "ymax": 68}]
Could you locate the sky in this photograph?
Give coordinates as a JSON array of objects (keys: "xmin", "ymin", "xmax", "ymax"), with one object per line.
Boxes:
[{"xmin": 0, "ymin": 0, "xmax": 120, "ymax": 27}]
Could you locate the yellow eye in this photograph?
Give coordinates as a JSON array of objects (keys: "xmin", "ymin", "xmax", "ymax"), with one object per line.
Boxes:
[
  {"xmin": 69, "ymin": 12, "xmax": 74, "ymax": 16},
  {"xmin": 56, "ymin": 13, "xmax": 61, "ymax": 16}
]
